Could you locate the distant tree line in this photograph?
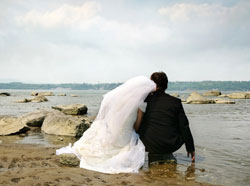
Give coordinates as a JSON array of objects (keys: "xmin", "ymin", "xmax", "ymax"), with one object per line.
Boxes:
[
  {"xmin": 0, "ymin": 81, "xmax": 250, "ymax": 91},
  {"xmin": 168, "ymin": 81, "xmax": 250, "ymax": 91}
]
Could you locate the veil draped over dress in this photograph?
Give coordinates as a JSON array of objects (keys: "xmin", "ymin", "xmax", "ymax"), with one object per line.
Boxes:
[{"xmin": 56, "ymin": 76, "xmax": 156, "ymax": 174}]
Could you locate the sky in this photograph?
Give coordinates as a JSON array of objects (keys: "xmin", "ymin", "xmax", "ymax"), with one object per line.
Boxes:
[{"xmin": 0, "ymin": 0, "xmax": 250, "ymax": 83}]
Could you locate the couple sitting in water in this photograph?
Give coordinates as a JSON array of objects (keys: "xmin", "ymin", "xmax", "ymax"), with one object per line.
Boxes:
[{"xmin": 57, "ymin": 72, "xmax": 195, "ymax": 174}]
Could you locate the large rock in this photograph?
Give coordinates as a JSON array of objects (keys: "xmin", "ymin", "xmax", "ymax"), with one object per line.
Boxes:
[
  {"xmin": 76, "ymin": 115, "xmax": 95, "ymax": 126},
  {"xmin": 58, "ymin": 153, "xmax": 80, "ymax": 166},
  {"xmin": 218, "ymin": 94, "xmax": 228, "ymax": 98},
  {"xmin": 228, "ymin": 92, "xmax": 250, "ymax": 99},
  {"xmin": 42, "ymin": 113, "xmax": 89, "ymax": 137},
  {"xmin": 15, "ymin": 96, "xmax": 48, "ymax": 103},
  {"xmin": 0, "ymin": 92, "xmax": 10, "ymax": 96},
  {"xmin": 52, "ymin": 104, "xmax": 88, "ymax": 115},
  {"xmin": 31, "ymin": 91, "xmax": 54, "ymax": 96},
  {"xmin": 186, "ymin": 92, "xmax": 215, "ymax": 104},
  {"xmin": 214, "ymin": 99, "xmax": 235, "ymax": 104},
  {"xmin": 0, "ymin": 116, "xmax": 29, "ymax": 135},
  {"xmin": 19, "ymin": 109, "xmax": 59, "ymax": 127},
  {"xmin": 30, "ymin": 96, "xmax": 48, "ymax": 103},
  {"xmin": 203, "ymin": 90, "xmax": 221, "ymax": 97}
]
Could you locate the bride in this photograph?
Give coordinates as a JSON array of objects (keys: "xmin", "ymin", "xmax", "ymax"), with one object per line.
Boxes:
[{"xmin": 56, "ymin": 76, "xmax": 156, "ymax": 174}]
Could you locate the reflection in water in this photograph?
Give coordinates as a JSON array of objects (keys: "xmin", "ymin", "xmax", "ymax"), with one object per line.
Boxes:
[
  {"xmin": 146, "ymin": 163, "xmax": 178, "ymax": 179},
  {"xmin": 144, "ymin": 162, "xmax": 198, "ymax": 182},
  {"xmin": 0, "ymin": 128, "xmax": 78, "ymax": 147},
  {"xmin": 185, "ymin": 163, "xmax": 196, "ymax": 181}
]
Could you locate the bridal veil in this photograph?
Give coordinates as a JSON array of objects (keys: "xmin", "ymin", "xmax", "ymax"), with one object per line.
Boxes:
[{"xmin": 56, "ymin": 76, "xmax": 156, "ymax": 174}]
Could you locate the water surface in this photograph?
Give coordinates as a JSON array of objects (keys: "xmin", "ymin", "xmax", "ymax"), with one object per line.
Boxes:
[{"xmin": 0, "ymin": 89, "xmax": 249, "ymax": 185}]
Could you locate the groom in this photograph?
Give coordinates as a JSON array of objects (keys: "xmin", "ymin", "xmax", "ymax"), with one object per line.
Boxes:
[{"xmin": 138, "ymin": 72, "xmax": 195, "ymax": 165}]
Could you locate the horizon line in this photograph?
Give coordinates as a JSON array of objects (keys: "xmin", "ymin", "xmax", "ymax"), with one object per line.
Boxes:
[{"xmin": 1, "ymin": 80, "xmax": 250, "ymax": 85}]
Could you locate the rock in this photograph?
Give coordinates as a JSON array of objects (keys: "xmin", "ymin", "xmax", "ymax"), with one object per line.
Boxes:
[
  {"xmin": 186, "ymin": 92, "xmax": 215, "ymax": 104},
  {"xmin": 203, "ymin": 90, "xmax": 221, "ymax": 97},
  {"xmin": 58, "ymin": 93, "xmax": 66, "ymax": 96},
  {"xmin": 170, "ymin": 93, "xmax": 179, "ymax": 98},
  {"xmin": 181, "ymin": 99, "xmax": 186, "ymax": 102},
  {"xmin": 31, "ymin": 91, "xmax": 38, "ymax": 96},
  {"xmin": 16, "ymin": 96, "xmax": 48, "ymax": 103},
  {"xmin": 218, "ymin": 94, "xmax": 228, "ymax": 98},
  {"xmin": 0, "ymin": 92, "xmax": 10, "ymax": 96},
  {"xmin": 42, "ymin": 113, "xmax": 89, "ymax": 137},
  {"xmin": 30, "ymin": 96, "xmax": 48, "ymax": 103},
  {"xmin": 19, "ymin": 109, "xmax": 58, "ymax": 127},
  {"xmin": 214, "ymin": 99, "xmax": 235, "ymax": 104},
  {"xmin": 246, "ymin": 93, "xmax": 250, "ymax": 99},
  {"xmin": 0, "ymin": 116, "xmax": 30, "ymax": 135},
  {"xmin": 15, "ymin": 98, "xmax": 30, "ymax": 103},
  {"xmin": 71, "ymin": 94, "xmax": 78, "ymax": 97},
  {"xmin": 59, "ymin": 153, "xmax": 80, "ymax": 166},
  {"xmin": 52, "ymin": 104, "xmax": 88, "ymax": 115},
  {"xmin": 31, "ymin": 92, "xmax": 54, "ymax": 96},
  {"xmin": 76, "ymin": 115, "xmax": 96, "ymax": 126},
  {"xmin": 228, "ymin": 92, "xmax": 250, "ymax": 99}
]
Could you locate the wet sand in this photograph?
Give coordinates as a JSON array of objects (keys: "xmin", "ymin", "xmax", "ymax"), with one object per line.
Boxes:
[{"xmin": 0, "ymin": 143, "xmax": 214, "ymax": 186}]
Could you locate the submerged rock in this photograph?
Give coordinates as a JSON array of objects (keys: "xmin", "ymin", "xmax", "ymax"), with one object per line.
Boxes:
[
  {"xmin": 0, "ymin": 116, "xmax": 29, "ymax": 135},
  {"xmin": 170, "ymin": 93, "xmax": 179, "ymax": 98},
  {"xmin": 0, "ymin": 92, "xmax": 10, "ymax": 96},
  {"xmin": 58, "ymin": 93, "xmax": 66, "ymax": 96},
  {"xmin": 31, "ymin": 91, "xmax": 54, "ymax": 96},
  {"xmin": 42, "ymin": 113, "xmax": 89, "ymax": 137},
  {"xmin": 52, "ymin": 104, "xmax": 88, "ymax": 115},
  {"xmin": 15, "ymin": 98, "xmax": 30, "ymax": 103},
  {"xmin": 203, "ymin": 90, "xmax": 221, "ymax": 97},
  {"xmin": 59, "ymin": 153, "xmax": 80, "ymax": 166},
  {"xmin": 214, "ymin": 99, "xmax": 235, "ymax": 104},
  {"xmin": 186, "ymin": 92, "xmax": 215, "ymax": 104},
  {"xmin": 218, "ymin": 94, "xmax": 228, "ymax": 98},
  {"xmin": 228, "ymin": 92, "xmax": 250, "ymax": 99}
]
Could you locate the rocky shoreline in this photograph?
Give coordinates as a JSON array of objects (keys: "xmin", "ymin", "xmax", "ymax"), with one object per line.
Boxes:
[
  {"xmin": 1, "ymin": 89, "xmax": 250, "ymax": 137},
  {"xmin": 0, "ymin": 103, "xmax": 93, "ymax": 137}
]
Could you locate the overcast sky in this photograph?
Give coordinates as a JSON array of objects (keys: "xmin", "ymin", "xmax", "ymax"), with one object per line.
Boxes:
[{"xmin": 0, "ymin": 0, "xmax": 250, "ymax": 83}]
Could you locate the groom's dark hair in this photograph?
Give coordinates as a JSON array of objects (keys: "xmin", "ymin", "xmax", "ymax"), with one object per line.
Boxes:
[{"xmin": 151, "ymin": 72, "xmax": 168, "ymax": 91}]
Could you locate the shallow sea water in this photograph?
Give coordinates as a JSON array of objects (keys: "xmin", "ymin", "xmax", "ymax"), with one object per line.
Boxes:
[{"xmin": 0, "ymin": 89, "xmax": 249, "ymax": 186}]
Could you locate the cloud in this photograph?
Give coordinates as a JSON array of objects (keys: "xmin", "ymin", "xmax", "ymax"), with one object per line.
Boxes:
[
  {"xmin": 157, "ymin": 2, "xmax": 250, "ymax": 51},
  {"xmin": 16, "ymin": 1, "xmax": 101, "ymax": 29},
  {"xmin": 16, "ymin": 1, "xmax": 167, "ymax": 47},
  {"xmin": 0, "ymin": 0, "xmax": 250, "ymax": 83},
  {"xmin": 158, "ymin": 3, "xmax": 228, "ymax": 22}
]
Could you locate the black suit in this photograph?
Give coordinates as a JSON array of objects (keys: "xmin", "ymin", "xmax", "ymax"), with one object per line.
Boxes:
[{"xmin": 139, "ymin": 90, "xmax": 195, "ymax": 154}]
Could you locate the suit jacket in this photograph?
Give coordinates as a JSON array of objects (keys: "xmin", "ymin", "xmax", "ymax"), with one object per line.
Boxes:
[{"xmin": 138, "ymin": 90, "xmax": 195, "ymax": 154}]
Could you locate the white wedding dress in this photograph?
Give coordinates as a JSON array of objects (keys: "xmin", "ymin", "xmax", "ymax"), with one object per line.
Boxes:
[{"xmin": 56, "ymin": 76, "xmax": 156, "ymax": 174}]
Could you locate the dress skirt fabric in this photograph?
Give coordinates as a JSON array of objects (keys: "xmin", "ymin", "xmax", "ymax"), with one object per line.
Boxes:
[{"xmin": 56, "ymin": 76, "xmax": 156, "ymax": 174}]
